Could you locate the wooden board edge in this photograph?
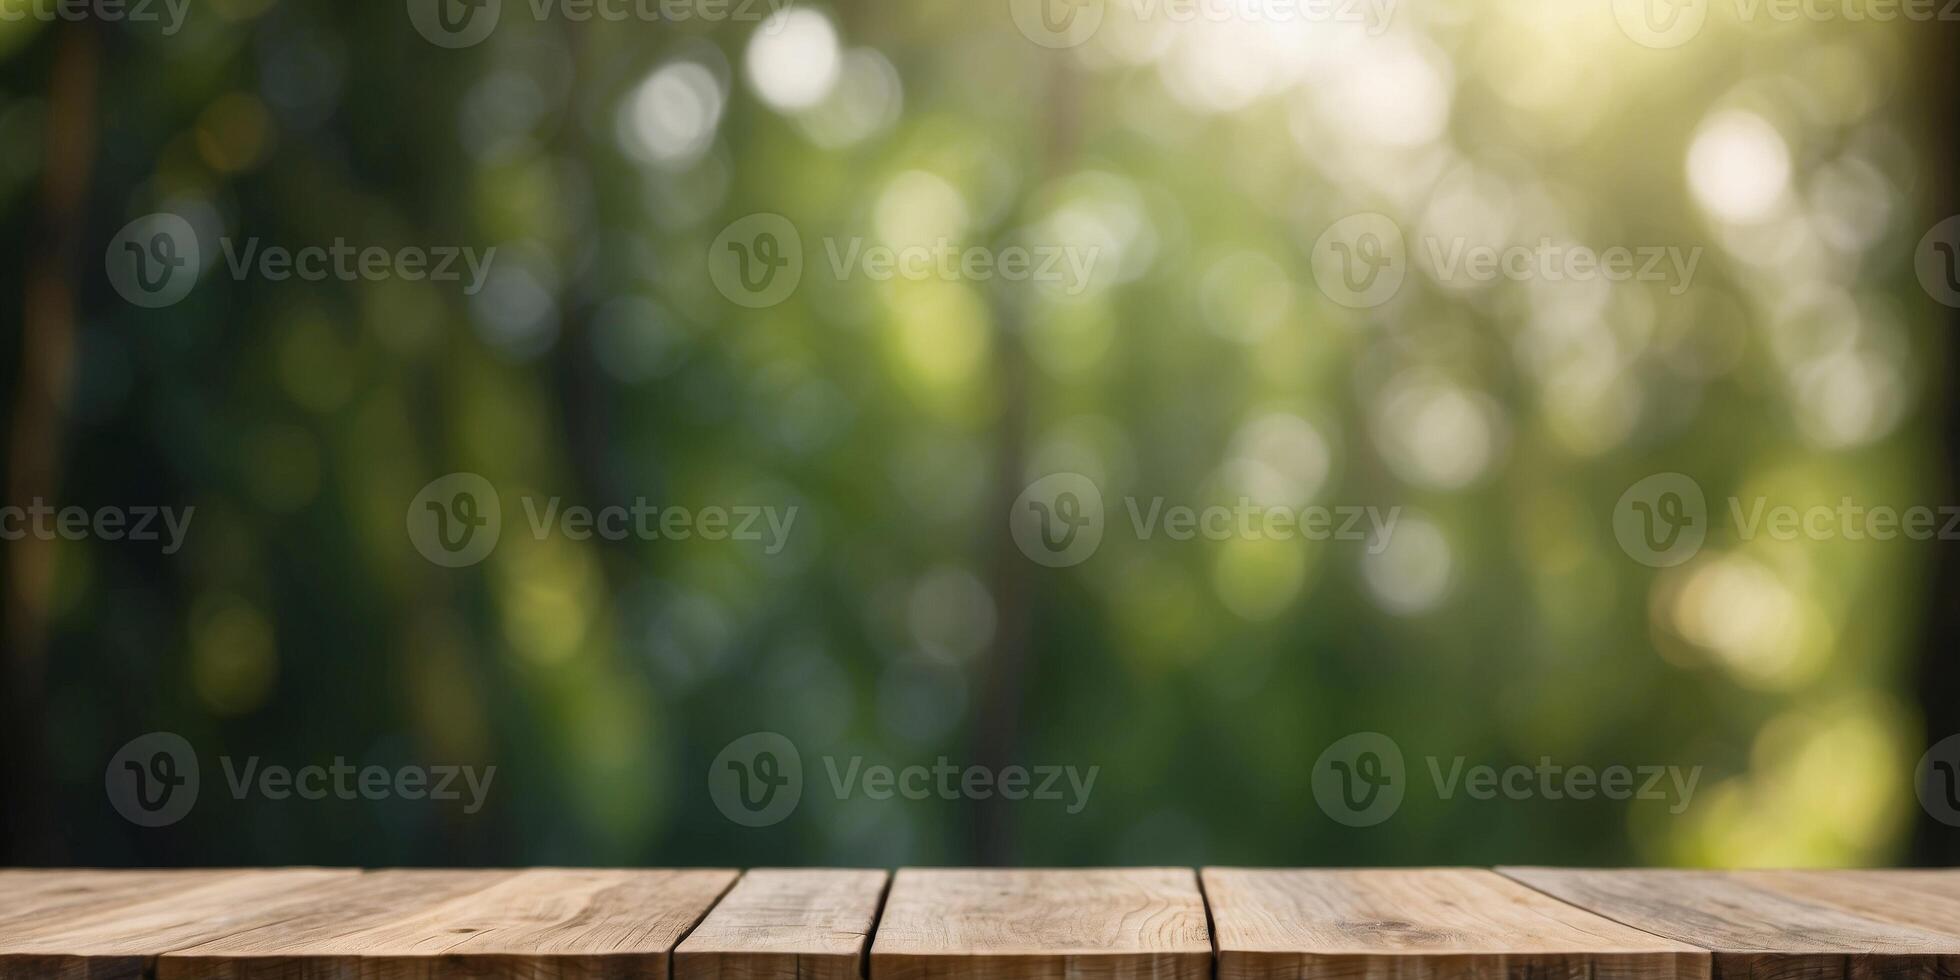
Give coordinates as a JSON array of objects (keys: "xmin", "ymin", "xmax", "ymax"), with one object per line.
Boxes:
[
  {"xmin": 0, "ymin": 952, "xmax": 151, "ymax": 980},
  {"xmin": 1218, "ymin": 950, "xmax": 1713, "ymax": 980},
  {"xmin": 870, "ymin": 949, "xmax": 1213, "ymax": 980},
  {"xmin": 1712, "ymin": 951, "xmax": 1960, "ymax": 980},
  {"xmin": 676, "ymin": 949, "xmax": 867, "ymax": 980}
]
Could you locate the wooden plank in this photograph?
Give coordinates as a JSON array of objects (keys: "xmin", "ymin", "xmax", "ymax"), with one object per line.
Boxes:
[
  {"xmin": 14, "ymin": 866, "xmax": 1956, "ymax": 980},
  {"xmin": 0, "ymin": 869, "xmax": 240, "ymax": 930},
  {"xmin": 869, "ymin": 868, "xmax": 1212, "ymax": 980},
  {"xmin": 0, "ymin": 868, "xmax": 357, "ymax": 980},
  {"xmin": 1743, "ymin": 870, "xmax": 1960, "ymax": 938},
  {"xmin": 1503, "ymin": 868, "xmax": 1960, "ymax": 980},
  {"xmin": 155, "ymin": 870, "xmax": 527, "ymax": 979},
  {"xmin": 1204, "ymin": 868, "xmax": 1709, "ymax": 980},
  {"xmin": 675, "ymin": 868, "xmax": 890, "ymax": 980},
  {"xmin": 156, "ymin": 867, "xmax": 738, "ymax": 979}
]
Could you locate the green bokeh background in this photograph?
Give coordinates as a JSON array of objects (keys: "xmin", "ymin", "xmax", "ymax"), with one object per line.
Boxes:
[{"xmin": 1, "ymin": 0, "xmax": 1955, "ymax": 868}]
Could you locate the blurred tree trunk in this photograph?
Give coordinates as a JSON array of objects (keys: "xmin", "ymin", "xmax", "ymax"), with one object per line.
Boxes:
[
  {"xmin": 972, "ymin": 54, "xmax": 1080, "ymax": 866},
  {"xmin": 1916, "ymin": 24, "xmax": 1960, "ymax": 868},
  {"xmin": 5, "ymin": 24, "xmax": 99, "ymax": 865}
]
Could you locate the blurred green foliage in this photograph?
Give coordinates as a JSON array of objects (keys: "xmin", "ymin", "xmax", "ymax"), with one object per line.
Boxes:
[{"xmin": 0, "ymin": 0, "xmax": 1946, "ymax": 867}]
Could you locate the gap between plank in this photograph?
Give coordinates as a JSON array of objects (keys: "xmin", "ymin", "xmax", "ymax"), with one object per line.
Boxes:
[
  {"xmin": 668, "ymin": 869, "xmax": 746, "ymax": 980},
  {"xmin": 1194, "ymin": 866, "xmax": 1220, "ymax": 980},
  {"xmin": 861, "ymin": 869, "xmax": 895, "ymax": 980}
]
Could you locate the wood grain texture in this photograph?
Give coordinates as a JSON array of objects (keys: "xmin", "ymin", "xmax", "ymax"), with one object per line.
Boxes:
[
  {"xmin": 1745, "ymin": 870, "xmax": 1960, "ymax": 938},
  {"xmin": 1503, "ymin": 868, "xmax": 1960, "ymax": 980},
  {"xmin": 0, "ymin": 868, "xmax": 357, "ymax": 980},
  {"xmin": 1205, "ymin": 868, "xmax": 1709, "ymax": 980},
  {"xmin": 869, "ymin": 868, "xmax": 1212, "ymax": 980},
  {"xmin": 0, "ymin": 869, "xmax": 239, "ymax": 930},
  {"xmin": 157, "ymin": 868, "xmax": 739, "ymax": 979},
  {"xmin": 675, "ymin": 869, "xmax": 890, "ymax": 980},
  {"xmin": 154, "ymin": 870, "xmax": 526, "ymax": 979},
  {"xmin": 13, "ymin": 866, "xmax": 1960, "ymax": 980}
]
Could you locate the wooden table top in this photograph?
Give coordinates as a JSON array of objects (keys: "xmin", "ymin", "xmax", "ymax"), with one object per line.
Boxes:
[{"xmin": 1, "ymin": 868, "xmax": 1955, "ymax": 980}]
